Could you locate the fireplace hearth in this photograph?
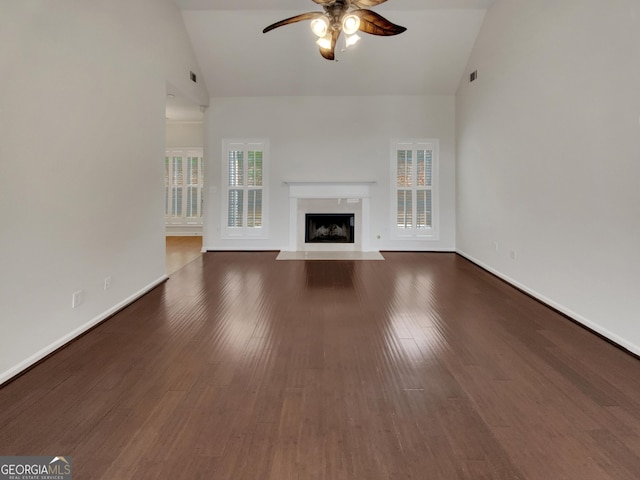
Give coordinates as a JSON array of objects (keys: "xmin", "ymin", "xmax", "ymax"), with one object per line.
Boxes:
[{"xmin": 305, "ymin": 214, "xmax": 355, "ymax": 244}]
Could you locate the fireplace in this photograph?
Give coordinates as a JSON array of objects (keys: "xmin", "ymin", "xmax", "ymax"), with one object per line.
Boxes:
[
  {"xmin": 305, "ymin": 214, "xmax": 355, "ymax": 244},
  {"xmin": 285, "ymin": 181, "xmax": 375, "ymax": 252}
]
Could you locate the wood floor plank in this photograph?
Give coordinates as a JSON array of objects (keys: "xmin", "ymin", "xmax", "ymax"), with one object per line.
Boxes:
[{"xmin": 1, "ymin": 252, "xmax": 639, "ymax": 479}]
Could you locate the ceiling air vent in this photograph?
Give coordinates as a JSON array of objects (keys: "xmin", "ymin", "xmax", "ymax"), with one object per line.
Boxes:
[
  {"xmin": 190, "ymin": 71, "xmax": 197, "ymax": 83},
  {"xmin": 470, "ymin": 70, "xmax": 478, "ymax": 82}
]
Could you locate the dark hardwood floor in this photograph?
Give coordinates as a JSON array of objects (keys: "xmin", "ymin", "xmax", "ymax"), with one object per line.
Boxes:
[{"xmin": 1, "ymin": 252, "xmax": 639, "ymax": 479}]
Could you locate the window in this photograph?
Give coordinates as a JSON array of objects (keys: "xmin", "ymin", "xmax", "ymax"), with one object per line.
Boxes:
[
  {"xmin": 391, "ymin": 139, "xmax": 438, "ymax": 238},
  {"xmin": 222, "ymin": 139, "xmax": 268, "ymax": 237},
  {"xmin": 165, "ymin": 148, "xmax": 204, "ymax": 226}
]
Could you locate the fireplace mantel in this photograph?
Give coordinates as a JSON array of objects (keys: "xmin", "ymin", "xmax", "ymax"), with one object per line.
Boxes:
[
  {"xmin": 284, "ymin": 181, "xmax": 375, "ymax": 252},
  {"xmin": 284, "ymin": 181, "xmax": 376, "ymax": 199}
]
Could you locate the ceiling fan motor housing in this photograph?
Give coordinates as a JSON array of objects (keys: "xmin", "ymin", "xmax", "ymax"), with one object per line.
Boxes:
[{"xmin": 325, "ymin": 3, "xmax": 349, "ymax": 31}]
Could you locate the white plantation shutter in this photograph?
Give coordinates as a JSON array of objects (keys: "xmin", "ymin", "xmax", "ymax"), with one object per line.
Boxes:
[
  {"xmin": 164, "ymin": 148, "xmax": 204, "ymax": 225},
  {"xmin": 392, "ymin": 140, "xmax": 438, "ymax": 238},
  {"xmin": 397, "ymin": 149, "xmax": 413, "ymax": 228},
  {"xmin": 416, "ymin": 148, "xmax": 432, "ymax": 229},
  {"xmin": 247, "ymin": 149, "xmax": 263, "ymax": 228},
  {"xmin": 164, "ymin": 156, "xmax": 170, "ymax": 216},
  {"xmin": 397, "ymin": 189, "xmax": 412, "ymax": 228},
  {"xmin": 171, "ymin": 156, "xmax": 183, "ymax": 218},
  {"xmin": 186, "ymin": 156, "xmax": 203, "ymax": 219},
  {"xmin": 247, "ymin": 189, "xmax": 262, "ymax": 228},
  {"xmin": 227, "ymin": 149, "xmax": 244, "ymax": 227},
  {"xmin": 222, "ymin": 139, "xmax": 268, "ymax": 237}
]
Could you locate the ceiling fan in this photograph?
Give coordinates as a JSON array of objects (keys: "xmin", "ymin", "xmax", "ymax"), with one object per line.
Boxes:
[{"xmin": 263, "ymin": 0, "xmax": 407, "ymax": 61}]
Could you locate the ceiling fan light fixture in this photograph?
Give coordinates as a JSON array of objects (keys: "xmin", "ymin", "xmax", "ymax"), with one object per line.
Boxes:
[
  {"xmin": 316, "ymin": 35, "xmax": 332, "ymax": 50},
  {"xmin": 262, "ymin": 0, "xmax": 407, "ymax": 61},
  {"xmin": 310, "ymin": 17, "xmax": 329, "ymax": 37},
  {"xmin": 345, "ymin": 33, "xmax": 361, "ymax": 48},
  {"xmin": 342, "ymin": 14, "xmax": 361, "ymax": 35}
]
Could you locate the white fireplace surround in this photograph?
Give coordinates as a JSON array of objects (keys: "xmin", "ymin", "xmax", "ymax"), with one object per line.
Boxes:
[{"xmin": 285, "ymin": 181, "xmax": 375, "ymax": 252}]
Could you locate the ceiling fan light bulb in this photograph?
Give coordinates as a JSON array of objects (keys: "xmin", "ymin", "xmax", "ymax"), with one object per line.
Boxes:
[
  {"xmin": 342, "ymin": 14, "xmax": 361, "ymax": 35},
  {"xmin": 345, "ymin": 33, "xmax": 361, "ymax": 48},
  {"xmin": 310, "ymin": 18, "xmax": 329, "ymax": 37},
  {"xmin": 316, "ymin": 35, "xmax": 332, "ymax": 50}
]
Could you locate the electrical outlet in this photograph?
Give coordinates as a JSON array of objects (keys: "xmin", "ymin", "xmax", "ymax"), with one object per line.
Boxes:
[
  {"xmin": 104, "ymin": 276, "xmax": 112, "ymax": 291},
  {"xmin": 72, "ymin": 290, "xmax": 84, "ymax": 309}
]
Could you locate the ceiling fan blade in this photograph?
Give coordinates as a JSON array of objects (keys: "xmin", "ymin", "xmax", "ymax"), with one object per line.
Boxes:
[
  {"xmin": 353, "ymin": 9, "xmax": 407, "ymax": 36},
  {"xmin": 351, "ymin": 0, "xmax": 387, "ymax": 7},
  {"xmin": 263, "ymin": 12, "xmax": 324, "ymax": 34},
  {"xmin": 319, "ymin": 29, "xmax": 340, "ymax": 61}
]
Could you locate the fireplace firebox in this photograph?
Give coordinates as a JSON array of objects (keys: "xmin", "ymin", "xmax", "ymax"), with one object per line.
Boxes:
[{"xmin": 305, "ymin": 214, "xmax": 355, "ymax": 244}]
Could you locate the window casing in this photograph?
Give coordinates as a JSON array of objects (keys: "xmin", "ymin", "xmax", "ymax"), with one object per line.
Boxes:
[
  {"xmin": 222, "ymin": 139, "xmax": 268, "ymax": 238},
  {"xmin": 165, "ymin": 148, "xmax": 204, "ymax": 226},
  {"xmin": 391, "ymin": 139, "xmax": 438, "ymax": 239}
]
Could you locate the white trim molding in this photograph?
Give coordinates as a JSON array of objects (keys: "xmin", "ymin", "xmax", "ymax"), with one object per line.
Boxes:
[
  {"xmin": 0, "ymin": 275, "xmax": 169, "ymax": 385},
  {"xmin": 390, "ymin": 138, "xmax": 440, "ymax": 241},
  {"xmin": 284, "ymin": 181, "xmax": 376, "ymax": 253},
  {"xmin": 221, "ymin": 138, "xmax": 269, "ymax": 239},
  {"xmin": 457, "ymin": 250, "xmax": 640, "ymax": 357}
]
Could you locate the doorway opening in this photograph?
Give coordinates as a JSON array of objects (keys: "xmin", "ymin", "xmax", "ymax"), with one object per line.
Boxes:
[{"xmin": 165, "ymin": 86, "xmax": 205, "ymax": 274}]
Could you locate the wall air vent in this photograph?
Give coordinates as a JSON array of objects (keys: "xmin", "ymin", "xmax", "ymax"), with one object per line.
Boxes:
[
  {"xmin": 190, "ymin": 71, "xmax": 197, "ymax": 83},
  {"xmin": 470, "ymin": 70, "xmax": 478, "ymax": 82}
]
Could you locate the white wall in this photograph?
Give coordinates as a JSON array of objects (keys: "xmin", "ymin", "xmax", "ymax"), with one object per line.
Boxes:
[
  {"xmin": 456, "ymin": 0, "xmax": 640, "ymax": 354},
  {"xmin": 166, "ymin": 121, "xmax": 204, "ymax": 148},
  {"xmin": 203, "ymin": 95, "xmax": 456, "ymax": 252},
  {"xmin": 0, "ymin": 0, "xmax": 208, "ymax": 383}
]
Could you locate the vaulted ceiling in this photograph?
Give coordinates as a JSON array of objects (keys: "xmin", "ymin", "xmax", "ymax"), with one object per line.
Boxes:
[{"xmin": 173, "ymin": 0, "xmax": 494, "ymax": 99}]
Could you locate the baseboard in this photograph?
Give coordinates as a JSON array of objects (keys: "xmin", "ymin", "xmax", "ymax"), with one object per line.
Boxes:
[
  {"xmin": 165, "ymin": 227, "xmax": 202, "ymax": 236},
  {"xmin": 379, "ymin": 249, "xmax": 457, "ymax": 253},
  {"xmin": 456, "ymin": 250, "xmax": 640, "ymax": 358},
  {"xmin": 0, "ymin": 275, "xmax": 169, "ymax": 387},
  {"xmin": 203, "ymin": 247, "xmax": 457, "ymax": 253},
  {"xmin": 202, "ymin": 247, "xmax": 280, "ymax": 252}
]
